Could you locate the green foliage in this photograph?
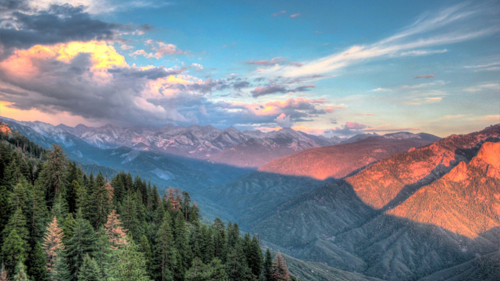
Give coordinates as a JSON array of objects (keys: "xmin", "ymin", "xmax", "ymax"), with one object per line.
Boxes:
[
  {"xmin": 107, "ymin": 239, "xmax": 152, "ymax": 281},
  {"xmin": 51, "ymin": 250, "xmax": 71, "ymax": 281},
  {"xmin": 65, "ymin": 212, "xmax": 97, "ymax": 281},
  {"xmin": 262, "ymin": 249, "xmax": 272, "ymax": 281},
  {"xmin": 2, "ymin": 230, "xmax": 27, "ymax": 279},
  {"xmin": 154, "ymin": 212, "xmax": 177, "ymax": 281},
  {"xmin": 13, "ymin": 261, "xmax": 29, "ymax": 281},
  {"xmin": 225, "ymin": 244, "xmax": 255, "ymax": 281},
  {"xmin": 0, "ymin": 129, "xmax": 268, "ymax": 281},
  {"xmin": 77, "ymin": 255, "xmax": 100, "ymax": 281},
  {"xmin": 27, "ymin": 242, "xmax": 49, "ymax": 281}
]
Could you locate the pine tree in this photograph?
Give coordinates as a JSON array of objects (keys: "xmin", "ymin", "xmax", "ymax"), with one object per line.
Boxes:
[
  {"xmin": 200, "ymin": 225, "xmax": 214, "ymax": 265},
  {"xmin": 184, "ymin": 258, "xmax": 208, "ymax": 281},
  {"xmin": 88, "ymin": 173, "xmax": 110, "ymax": 230},
  {"xmin": 213, "ymin": 218, "xmax": 227, "ymax": 263},
  {"xmin": 51, "ymin": 250, "xmax": 71, "ymax": 281},
  {"xmin": 67, "ymin": 180, "xmax": 79, "ymax": 214},
  {"xmin": 174, "ymin": 211, "xmax": 191, "ymax": 279},
  {"xmin": 29, "ymin": 180, "xmax": 49, "ymax": 243},
  {"xmin": 77, "ymin": 255, "xmax": 100, "ymax": 281},
  {"xmin": 2, "ymin": 230, "xmax": 26, "ymax": 279},
  {"xmin": 2, "ymin": 208, "xmax": 29, "ymax": 252},
  {"xmin": 247, "ymin": 236, "xmax": 262, "ymax": 278},
  {"xmin": 13, "ymin": 262, "xmax": 28, "ymax": 281},
  {"xmin": 41, "ymin": 145, "xmax": 66, "ymax": 207},
  {"xmin": 75, "ymin": 187, "xmax": 89, "ymax": 220},
  {"xmin": 0, "ymin": 186, "xmax": 11, "ymax": 243},
  {"xmin": 225, "ymin": 244, "xmax": 254, "ymax": 281},
  {"xmin": 121, "ymin": 191, "xmax": 140, "ymax": 240},
  {"xmin": 227, "ymin": 222, "xmax": 240, "ymax": 250},
  {"xmin": 262, "ymin": 249, "xmax": 272, "ymax": 281},
  {"xmin": 65, "ymin": 212, "xmax": 97, "ymax": 281},
  {"xmin": 207, "ymin": 258, "xmax": 228, "ymax": 281},
  {"xmin": 10, "ymin": 183, "xmax": 27, "ymax": 212},
  {"xmin": 138, "ymin": 235, "xmax": 152, "ymax": 278},
  {"xmin": 27, "ymin": 242, "xmax": 49, "ymax": 281},
  {"xmin": 95, "ymin": 227, "xmax": 111, "ymax": 281},
  {"xmin": 42, "ymin": 217, "xmax": 64, "ymax": 276},
  {"xmin": 62, "ymin": 214, "xmax": 76, "ymax": 244},
  {"xmin": 272, "ymin": 252, "xmax": 289, "ymax": 281},
  {"xmin": 104, "ymin": 210, "xmax": 127, "ymax": 249},
  {"xmin": 106, "ymin": 239, "xmax": 151, "ymax": 281},
  {"xmin": 155, "ymin": 213, "xmax": 176, "ymax": 281}
]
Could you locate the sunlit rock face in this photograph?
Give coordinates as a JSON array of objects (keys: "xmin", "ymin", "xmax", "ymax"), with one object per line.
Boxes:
[
  {"xmin": 387, "ymin": 141, "xmax": 500, "ymax": 238},
  {"xmin": 258, "ymin": 132, "xmax": 439, "ymax": 180},
  {"xmin": 346, "ymin": 124, "xmax": 500, "ymax": 210}
]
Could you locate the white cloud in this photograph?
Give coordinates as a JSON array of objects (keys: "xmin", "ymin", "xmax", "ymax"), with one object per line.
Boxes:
[
  {"xmin": 463, "ymin": 83, "xmax": 500, "ymax": 93},
  {"xmin": 405, "ymin": 97, "xmax": 442, "ymax": 105},
  {"xmin": 399, "ymin": 49, "xmax": 448, "ymax": 56}
]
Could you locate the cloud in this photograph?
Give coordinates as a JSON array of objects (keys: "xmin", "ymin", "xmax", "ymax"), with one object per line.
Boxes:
[
  {"xmin": 0, "ymin": 4, "xmax": 122, "ymax": 56},
  {"xmin": 399, "ymin": 49, "xmax": 448, "ymax": 56},
  {"xmin": 289, "ymin": 13, "xmax": 300, "ymax": 18},
  {"xmin": 246, "ymin": 57, "xmax": 286, "ymax": 66},
  {"xmin": 404, "ymin": 97, "xmax": 442, "ymax": 105},
  {"xmin": 358, "ymin": 113, "xmax": 374, "ymax": 116},
  {"xmin": 272, "ymin": 10, "xmax": 286, "ymax": 17},
  {"xmin": 415, "ymin": 74, "xmax": 435, "ymax": 79},
  {"xmin": 289, "ymin": 62, "xmax": 303, "ymax": 67},
  {"xmin": 251, "ymin": 84, "xmax": 315, "ymax": 97},
  {"xmin": 0, "ymin": 41, "xmax": 199, "ymax": 126},
  {"xmin": 464, "ymin": 61, "xmax": 500, "ymax": 72},
  {"xmin": 107, "ymin": 67, "xmax": 186, "ymax": 80},
  {"xmin": 325, "ymin": 122, "xmax": 368, "ymax": 136},
  {"xmin": 192, "ymin": 63, "xmax": 203, "ymax": 71},
  {"xmin": 275, "ymin": 113, "xmax": 292, "ymax": 128},
  {"xmin": 120, "ymin": 44, "xmax": 134, "ymax": 50},
  {"xmin": 468, "ymin": 115, "xmax": 500, "ymax": 122},
  {"xmin": 257, "ymin": 3, "xmax": 497, "ymax": 79},
  {"xmin": 463, "ymin": 83, "xmax": 500, "ymax": 93},
  {"xmin": 363, "ymin": 125, "xmax": 420, "ymax": 132},
  {"xmin": 440, "ymin": 114, "xmax": 472, "ymax": 120}
]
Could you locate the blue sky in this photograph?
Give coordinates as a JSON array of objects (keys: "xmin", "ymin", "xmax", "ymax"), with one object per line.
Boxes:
[{"xmin": 0, "ymin": 0, "xmax": 498, "ymax": 137}]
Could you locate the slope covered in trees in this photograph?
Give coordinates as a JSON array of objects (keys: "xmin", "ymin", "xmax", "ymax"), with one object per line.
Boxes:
[{"xmin": 0, "ymin": 125, "xmax": 300, "ymax": 281}]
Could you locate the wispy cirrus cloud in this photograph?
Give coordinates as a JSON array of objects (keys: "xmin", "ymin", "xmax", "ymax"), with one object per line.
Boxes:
[
  {"xmin": 463, "ymin": 83, "xmax": 500, "ymax": 92},
  {"xmin": 272, "ymin": 10, "xmax": 286, "ymax": 17},
  {"xmin": 246, "ymin": 57, "xmax": 286, "ymax": 66},
  {"xmin": 399, "ymin": 49, "xmax": 448, "ymax": 56},
  {"xmin": 464, "ymin": 61, "xmax": 500, "ymax": 72},
  {"xmin": 289, "ymin": 13, "xmax": 300, "ymax": 18},
  {"xmin": 257, "ymin": 3, "xmax": 497, "ymax": 79}
]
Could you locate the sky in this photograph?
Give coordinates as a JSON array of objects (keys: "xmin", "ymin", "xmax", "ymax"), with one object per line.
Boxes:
[{"xmin": 0, "ymin": 0, "xmax": 499, "ymax": 137}]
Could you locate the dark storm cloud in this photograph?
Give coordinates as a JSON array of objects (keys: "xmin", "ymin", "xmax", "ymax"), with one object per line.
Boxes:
[
  {"xmin": 0, "ymin": 4, "xmax": 122, "ymax": 55},
  {"xmin": 233, "ymin": 81, "xmax": 251, "ymax": 90},
  {"xmin": 108, "ymin": 67, "xmax": 186, "ymax": 80},
  {"xmin": 251, "ymin": 84, "xmax": 316, "ymax": 97},
  {"xmin": 137, "ymin": 24, "xmax": 154, "ymax": 32}
]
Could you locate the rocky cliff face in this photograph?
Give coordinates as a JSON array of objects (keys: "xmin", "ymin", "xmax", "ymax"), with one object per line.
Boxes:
[
  {"xmin": 387, "ymin": 141, "xmax": 500, "ymax": 238},
  {"xmin": 346, "ymin": 124, "xmax": 500, "ymax": 209}
]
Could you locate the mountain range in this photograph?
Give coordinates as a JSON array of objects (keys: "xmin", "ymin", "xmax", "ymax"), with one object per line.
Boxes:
[
  {"xmin": 55, "ymin": 121, "xmax": 343, "ymax": 167},
  {"xmin": 2, "ymin": 115, "xmax": 499, "ymax": 280}
]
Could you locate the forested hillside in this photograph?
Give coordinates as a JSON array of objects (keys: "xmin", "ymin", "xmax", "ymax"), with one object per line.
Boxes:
[{"xmin": 0, "ymin": 124, "xmax": 298, "ymax": 281}]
